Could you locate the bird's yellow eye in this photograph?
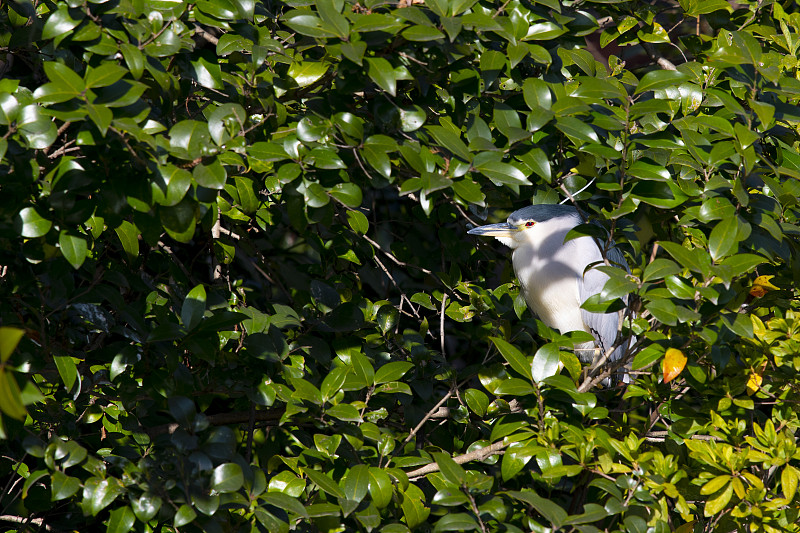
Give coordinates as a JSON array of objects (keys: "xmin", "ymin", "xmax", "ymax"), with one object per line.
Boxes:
[{"xmin": 525, "ymin": 221, "xmax": 535, "ymax": 227}]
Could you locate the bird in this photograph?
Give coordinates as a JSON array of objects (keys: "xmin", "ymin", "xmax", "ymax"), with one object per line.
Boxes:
[{"xmin": 468, "ymin": 204, "xmax": 632, "ymax": 373}]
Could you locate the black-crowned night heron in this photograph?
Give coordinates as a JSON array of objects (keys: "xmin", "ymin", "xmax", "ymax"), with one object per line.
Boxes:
[{"xmin": 468, "ymin": 204, "xmax": 631, "ymax": 370}]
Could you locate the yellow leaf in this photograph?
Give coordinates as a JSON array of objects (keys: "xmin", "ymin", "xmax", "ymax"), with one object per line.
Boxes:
[
  {"xmin": 751, "ymin": 314, "xmax": 766, "ymax": 339},
  {"xmin": 782, "ymin": 465, "xmax": 799, "ymax": 501},
  {"xmin": 700, "ymin": 474, "xmax": 732, "ymax": 496},
  {"xmin": 704, "ymin": 479, "xmax": 733, "ymax": 516},
  {"xmin": 749, "ymin": 275, "xmax": 779, "ymax": 297},
  {"xmin": 746, "ymin": 371, "xmax": 762, "ymax": 396},
  {"xmin": 663, "ymin": 348, "xmax": 687, "ymax": 383}
]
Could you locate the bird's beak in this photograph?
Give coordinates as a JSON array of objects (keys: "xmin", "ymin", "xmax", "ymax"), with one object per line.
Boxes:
[{"xmin": 467, "ymin": 223, "xmax": 519, "ymax": 237}]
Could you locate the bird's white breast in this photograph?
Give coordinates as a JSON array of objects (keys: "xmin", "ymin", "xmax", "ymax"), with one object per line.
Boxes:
[{"xmin": 510, "ymin": 219, "xmax": 587, "ymax": 335}]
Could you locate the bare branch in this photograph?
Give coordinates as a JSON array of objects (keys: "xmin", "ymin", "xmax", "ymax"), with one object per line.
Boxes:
[{"xmin": 406, "ymin": 441, "xmax": 507, "ymax": 480}]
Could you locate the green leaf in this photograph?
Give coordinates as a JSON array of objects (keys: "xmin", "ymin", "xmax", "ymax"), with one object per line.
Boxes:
[
  {"xmin": 374, "ymin": 361, "xmax": 413, "ymax": 384},
  {"xmin": 106, "ymin": 506, "xmax": 135, "ymax": 533},
  {"xmin": 44, "ymin": 62, "xmax": 85, "ymax": 94},
  {"xmin": 400, "ymin": 105, "xmax": 427, "ymax": 132},
  {"xmin": 326, "ymin": 403, "xmax": 361, "ymax": 422},
  {"xmin": 634, "ymin": 70, "xmax": 690, "ymax": 94},
  {"xmin": 452, "ymin": 178, "xmax": 485, "ymax": 205},
  {"xmin": 630, "ymin": 180, "xmax": 688, "ymax": 209},
  {"xmin": 193, "ymin": 158, "xmax": 228, "ymax": 189},
  {"xmin": 433, "ymin": 513, "xmax": 479, "ymax": 531},
  {"xmin": 782, "ymin": 465, "xmax": 799, "ymax": 502},
  {"xmin": 16, "ymin": 207, "xmax": 52, "ymax": 238},
  {"xmin": 91, "ymin": 478, "xmax": 123, "ymax": 515},
  {"xmin": 114, "ymin": 221, "xmax": 139, "ymax": 261},
  {"xmin": 211, "ymin": 463, "xmax": 244, "ymax": 494},
  {"xmin": 685, "ymin": 0, "xmax": 733, "ymax": 16},
  {"xmin": 361, "ymin": 135, "xmax": 395, "ymax": 178},
  {"xmin": 86, "ymin": 102, "xmax": 113, "ymax": 135},
  {"xmin": 464, "ymin": 389, "xmax": 489, "ymax": 416},
  {"xmin": 0, "ymin": 370, "xmax": 27, "ymax": 419},
  {"xmin": 432, "ymin": 452, "xmax": 466, "ymax": 485},
  {"xmin": 330, "ymin": 182, "xmax": 363, "ymax": 207},
  {"xmin": 51, "ymin": 471, "xmax": 81, "ymax": 501},
  {"xmin": 517, "ymin": 148, "xmax": 551, "ymax": 182},
  {"xmin": 645, "ymin": 298, "xmax": 678, "ymax": 326},
  {"xmin": 708, "ymin": 216, "xmax": 739, "ymax": 261},
  {"xmin": 402, "ymin": 25, "xmax": 445, "ymax": 41},
  {"xmin": 491, "ymin": 337, "xmax": 532, "ymax": 380},
  {"xmin": 699, "ymin": 196, "xmax": 736, "ymax": 222},
  {"xmin": 0, "ymin": 327, "xmax": 25, "ymax": 363},
  {"xmin": 192, "ymin": 57, "xmax": 223, "ymax": 90},
  {"xmin": 85, "ymin": 64, "xmax": 127, "ymax": 89},
  {"xmin": 54, "ymin": 355, "xmax": 79, "ymax": 394},
  {"xmin": 658, "ymin": 241, "xmax": 710, "ymax": 276},
  {"xmin": 315, "ymin": 0, "xmax": 350, "ymax": 39},
  {"xmin": 556, "ymin": 116, "xmax": 599, "ymax": 144},
  {"xmin": 719, "ymin": 254, "xmax": 765, "ymax": 276},
  {"xmin": 502, "ymin": 442, "xmax": 537, "ymax": 480},
  {"xmin": 262, "ymin": 492, "xmax": 309, "ymax": 518},
  {"xmin": 346, "ymin": 210, "xmax": 369, "ymax": 234},
  {"xmin": 34, "ymin": 82, "xmax": 81, "ymax": 104},
  {"xmin": 368, "ymin": 468, "xmax": 393, "ymax": 509},
  {"xmin": 132, "ymin": 494, "xmax": 162, "ymax": 522},
  {"xmin": 351, "ymin": 352, "xmax": 375, "ymax": 387},
  {"xmin": 192, "ymin": 493, "xmax": 219, "ymax": 516},
  {"xmin": 344, "ymin": 464, "xmax": 370, "ymax": 504},
  {"xmin": 507, "ymin": 490, "xmax": 566, "ymax": 528},
  {"xmin": 305, "ymin": 147, "xmax": 345, "ymax": 169},
  {"xmin": 321, "ymin": 365, "xmax": 350, "ymax": 401},
  {"xmin": 284, "ymin": 12, "xmax": 335, "ymax": 38},
  {"xmin": 366, "ymin": 57, "xmax": 397, "ymax": 96},
  {"xmin": 427, "ymin": 125, "xmax": 470, "ymax": 162},
  {"xmin": 400, "ymin": 486, "xmax": 430, "ymax": 529},
  {"xmin": 181, "ymin": 284, "xmax": 207, "ymax": 330},
  {"xmin": 701, "ymin": 474, "xmax": 732, "ymax": 495},
  {"xmin": 173, "ymin": 504, "xmax": 197, "ymax": 528},
  {"xmin": 703, "ymin": 478, "xmax": 733, "ymax": 516},
  {"xmin": 642, "ymin": 258, "xmax": 681, "ymax": 282},
  {"xmin": 59, "ymin": 231, "xmax": 88, "ymax": 270},
  {"xmin": 169, "ymin": 120, "xmax": 212, "ymax": 159},
  {"xmin": 291, "ymin": 377, "xmax": 323, "ymax": 404},
  {"xmin": 288, "ymin": 61, "xmax": 329, "ymax": 88},
  {"xmin": 473, "ymin": 159, "xmax": 529, "ymax": 186},
  {"xmin": 631, "ymin": 344, "xmax": 664, "ymax": 371},
  {"xmin": 627, "ymin": 160, "xmax": 670, "ymax": 181},
  {"xmin": 532, "ymin": 343, "xmax": 560, "ymax": 383},
  {"xmin": 42, "ymin": 6, "xmax": 81, "ymax": 40},
  {"xmin": 523, "ymin": 78, "xmax": 553, "ymax": 110},
  {"xmin": 494, "ymin": 378, "xmax": 535, "ymax": 396},
  {"xmin": 0, "ymin": 94, "xmax": 19, "ymax": 125},
  {"xmin": 249, "ymin": 142, "xmax": 289, "ymax": 162},
  {"xmin": 120, "ymin": 43, "xmax": 144, "ymax": 79},
  {"xmin": 302, "ymin": 467, "xmax": 346, "ymax": 499}
]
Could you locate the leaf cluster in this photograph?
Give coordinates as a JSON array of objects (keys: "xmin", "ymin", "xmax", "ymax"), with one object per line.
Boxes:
[{"xmin": 1, "ymin": 0, "xmax": 800, "ymax": 532}]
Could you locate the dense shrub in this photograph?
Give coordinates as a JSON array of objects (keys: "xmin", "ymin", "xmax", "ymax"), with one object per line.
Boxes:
[{"xmin": 1, "ymin": 0, "xmax": 800, "ymax": 531}]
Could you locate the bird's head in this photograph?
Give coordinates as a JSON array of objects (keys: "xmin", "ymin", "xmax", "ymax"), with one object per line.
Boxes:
[{"xmin": 467, "ymin": 204, "xmax": 581, "ymax": 250}]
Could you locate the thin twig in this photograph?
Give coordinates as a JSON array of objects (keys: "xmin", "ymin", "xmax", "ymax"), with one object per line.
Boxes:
[
  {"xmin": 363, "ymin": 234, "xmax": 434, "ymax": 276},
  {"xmin": 147, "ymin": 408, "xmax": 283, "ymax": 437},
  {"xmin": 406, "ymin": 441, "xmax": 507, "ymax": 480},
  {"xmin": 0, "ymin": 515, "xmax": 52, "ymax": 531},
  {"xmin": 193, "ymin": 24, "xmax": 219, "ymax": 46},
  {"xmin": 440, "ymin": 293, "xmax": 448, "ymax": 357},
  {"xmin": 400, "ymin": 388, "xmax": 455, "ymax": 448},
  {"xmin": 140, "ymin": 17, "xmax": 178, "ymax": 48}
]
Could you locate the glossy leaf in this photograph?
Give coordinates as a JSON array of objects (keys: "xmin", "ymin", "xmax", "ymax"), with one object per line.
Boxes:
[{"xmin": 662, "ymin": 348, "xmax": 687, "ymax": 383}]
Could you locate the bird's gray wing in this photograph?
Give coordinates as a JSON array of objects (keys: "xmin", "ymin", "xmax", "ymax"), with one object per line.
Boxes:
[{"xmin": 578, "ymin": 244, "xmax": 629, "ymax": 362}]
